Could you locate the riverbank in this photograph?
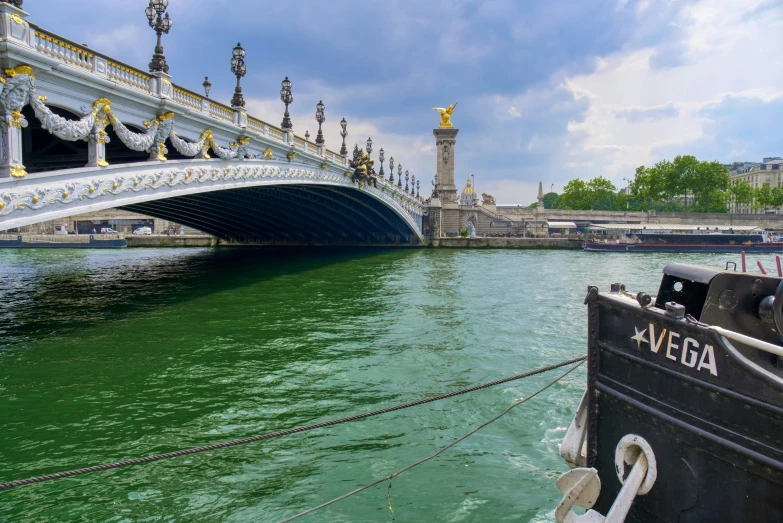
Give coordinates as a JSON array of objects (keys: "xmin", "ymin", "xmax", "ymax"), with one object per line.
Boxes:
[
  {"xmin": 431, "ymin": 237, "xmax": 582, "ymax": 249},
  {"xmin": 127, "ymin": 235, "xmax": 219, "ymax": 247}
]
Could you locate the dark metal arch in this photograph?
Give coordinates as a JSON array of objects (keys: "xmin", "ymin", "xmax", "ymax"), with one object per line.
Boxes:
[
  {"xmin": 200, "ymin": 188, "xmax": 351, "ymax": 242},
  {"xmin": 182, "ymin": 191, "xmax": 311, "ymax": 241},
  {"xmin": 266, "ymin": 186, "xmax": 389, "ymax": 240},
  {"xmin": 123, "ymin": 183, "xmax": 420, "ymax": 244},
  {"xmin": 301, "ymin": 186, "xmax": 411, "ymax": 241},
  {"xmin": 251, "ymin": 188, "xmax": 373, "ymax": 241},
  {"xmin": 124, "ymin": 199, "xmax": 261, "ymax": 240}
]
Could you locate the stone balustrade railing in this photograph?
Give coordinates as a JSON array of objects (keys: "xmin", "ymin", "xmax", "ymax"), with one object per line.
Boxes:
[
  {"xmin": 171, "ymin": 86, "xmax": 202, "ymax": 111},
  {"xmin": 106, "ymin": 60, "xmax": 151, "ymax": 92},
  {"xmin": 1, "ymin": 4, "xmax": 425, "ymax": 210},
  {"xmin": 33, "ymin": 29, "xmax": 93, "ymax": 72}
]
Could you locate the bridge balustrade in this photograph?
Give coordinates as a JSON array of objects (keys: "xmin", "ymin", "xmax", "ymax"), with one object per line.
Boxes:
[{"xmin": 0, "ymin": 3, "xmax": 425, "ymax": 243}]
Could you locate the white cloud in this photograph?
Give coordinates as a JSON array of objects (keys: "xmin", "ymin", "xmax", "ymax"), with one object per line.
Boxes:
[
  {"xmin": 244, "ymin": 96, "xmax": 435, "ymax": 189},
  {"xmin": 562, "ymin": 0, "xmax": 783, "ymax": 182},
  {"xmin": 85, "ymin": 25, "xmax": 147, "ymax": 64}
]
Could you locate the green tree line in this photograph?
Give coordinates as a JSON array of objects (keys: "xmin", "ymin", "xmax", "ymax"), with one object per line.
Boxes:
[{"xmin": 530, "ymin": 155, "xmax": 779, "ymax": 213}]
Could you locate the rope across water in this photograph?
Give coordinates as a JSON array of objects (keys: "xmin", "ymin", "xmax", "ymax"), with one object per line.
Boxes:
[{"xmin": 0, "ymin": 355, "xmax": 586, "ymax": 492}]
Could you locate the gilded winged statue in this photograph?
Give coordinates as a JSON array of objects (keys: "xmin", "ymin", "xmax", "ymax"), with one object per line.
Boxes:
[{"xmin": 432, "ymin": 102, "xmax": 458, "ymax": 128}]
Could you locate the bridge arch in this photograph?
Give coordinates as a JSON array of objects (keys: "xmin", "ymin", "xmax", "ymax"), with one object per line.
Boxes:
[
  {"xmin": 0, "ymin": 160, "xmax": 425, "ymax": 245},
  {"xmin": 21, "ymin": 105, "xmax": 88, "ymax": 173}
]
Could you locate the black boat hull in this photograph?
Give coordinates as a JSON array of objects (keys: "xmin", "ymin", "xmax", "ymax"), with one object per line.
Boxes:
[
  {"xmin": 585, "ymin": 268, "xmax": 783, "ymax": 522},
  {"xmin": 583, "ymin": 241, "xmax": 783, "ymax": 253}
]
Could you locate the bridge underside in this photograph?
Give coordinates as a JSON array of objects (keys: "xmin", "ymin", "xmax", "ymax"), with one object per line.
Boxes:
[{"xmin": 122, "ymin": 185, "xmax": 419, "ymax": 245}]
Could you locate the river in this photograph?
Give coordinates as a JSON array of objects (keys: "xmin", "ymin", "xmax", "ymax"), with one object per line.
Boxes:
[{"xmin": 0, "ymin": 248, "xmax": 767, "ymax": 522}]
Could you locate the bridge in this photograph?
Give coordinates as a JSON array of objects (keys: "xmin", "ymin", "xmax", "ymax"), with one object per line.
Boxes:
[{"xmin": 0, "ymin": 1, "xmax": 426, "ymax": 244}]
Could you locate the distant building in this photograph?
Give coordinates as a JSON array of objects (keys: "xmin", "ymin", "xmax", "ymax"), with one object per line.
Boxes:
[
  {"xmin": 459, "ymin": 175, "xmax": 479, "ymax": 206},
  {"xmin": 730, "ymin": 157, "xmax": 783, "ymax": 214}
]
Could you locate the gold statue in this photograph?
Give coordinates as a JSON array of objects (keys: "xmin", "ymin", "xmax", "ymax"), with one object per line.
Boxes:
[{"xmin": 432, "ymin": 102, "xmax": 459, "ymax": 128}]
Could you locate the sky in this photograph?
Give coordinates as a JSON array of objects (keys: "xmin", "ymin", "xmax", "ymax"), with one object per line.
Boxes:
[{"xmin": 30, "ymin": 0, "xmax": 783, "ymax": 204}]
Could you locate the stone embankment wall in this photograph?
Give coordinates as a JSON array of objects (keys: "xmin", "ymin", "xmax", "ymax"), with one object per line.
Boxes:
[
  {"xmin": 127, "ymin": 235, "xmax": 219, "ymax": 247},
  {"xmin": 494, "ymin": 208, "xmax": 783, "ymax": 229},
  {"xmin": 432, "ymin": 237, "xmax": 581, "ymax": 249}
]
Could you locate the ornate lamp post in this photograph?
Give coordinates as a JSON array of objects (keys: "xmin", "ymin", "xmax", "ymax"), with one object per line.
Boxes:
[
  {"xmin": 405, "ymin": 170, "xmax": 409, "ymax": 192},
  {"xmin": 389, "ymin": 156, "xmax": 395, "ymax": 182},
  {"xmin": 145, "ymin": 0, "xmax": 173, "ymax": 74},
  {"xmin": 339, "ymin": 118, "xmax": 348, "ymax": 156},
  {"xmin": 416, "ymin": 179, "xmax": 420, "ymax": 199},
  {"xmin": 230, "ymin": 43, "xmax": 246, "ymax": 108},
  {"xmin": 280, "ymin": 77, "xmax": 293, "ymax": 132},
  {"xmin": 378, "ymin": 148, "xmax": 385, "ymax": 178},
  {"xmin": 202, "ymin": 76, "xmax": 211, "ymax": 98},
  {"xmin": 305, "ymin": 130, "xmax": 310, "ymax": 141},
  {"xmin": 315, "ymin": 100, "xmax": 325, "ymax": 146},
  {"xmin": 412, "ymin": 174, "xmax": 416, "ymax": 195},
  {"xmin": 366, "ymin": 137, "xmax": 373, "ymax": 157},
  {"xmin": 397, "ymin": 164, "xmax": 402, "ymax": 188}
]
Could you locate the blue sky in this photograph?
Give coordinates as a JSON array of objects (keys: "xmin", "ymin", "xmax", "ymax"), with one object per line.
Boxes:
[{"xmin": 30, "ymin": 0, "xmax": 783, "ymax": 204}]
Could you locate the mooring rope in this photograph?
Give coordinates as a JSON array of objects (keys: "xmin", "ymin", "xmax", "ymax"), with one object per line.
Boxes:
[
  {"xmin": 0, "ymin": 355, "xmax": 586, "ymax": 492},
  {"xmin": 276, "ymin": 359, "xmax": 586, "ymax": 523}
]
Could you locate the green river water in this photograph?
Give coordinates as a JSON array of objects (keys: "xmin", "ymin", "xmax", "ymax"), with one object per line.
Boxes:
[{"xmin": 0, "ymin": 248, "xmax": 767, "ymax": 522}]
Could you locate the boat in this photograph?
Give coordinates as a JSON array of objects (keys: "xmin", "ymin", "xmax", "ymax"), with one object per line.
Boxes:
[
  {"xmin": 555, "ymin": 262, "xmax": 783, "ymax": 522},
  {"xmin": 583, "ymin": 224, "xmax": 783, "ymax": 253}
]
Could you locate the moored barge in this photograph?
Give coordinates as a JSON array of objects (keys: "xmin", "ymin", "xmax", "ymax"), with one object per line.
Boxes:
[
  {"xmin": 556, "ymin": 263, "xmax": 783, "ymax": 522},
  {"xmin": 583, "ymin": 224, "xmax": 783, "ymax": 253}
]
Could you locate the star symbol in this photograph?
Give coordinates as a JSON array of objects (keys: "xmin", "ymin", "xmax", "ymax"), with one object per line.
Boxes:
[{"xmin": 631, "ymin": 326, "xmax": 649, "ymax": 349}]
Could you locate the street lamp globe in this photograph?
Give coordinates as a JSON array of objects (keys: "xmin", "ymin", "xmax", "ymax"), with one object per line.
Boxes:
[{"xmin": 161, "ymin": 13, "xmax": 172, "ymax": 32}]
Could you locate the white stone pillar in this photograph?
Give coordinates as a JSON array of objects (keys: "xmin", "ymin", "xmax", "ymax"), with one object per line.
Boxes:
[
  {"xmin": 233, "ymin": 109, "xmax": 247, "ymax": 128},
  {"xmin": 86, "ymin": 127, "xmax": 108, "ymax": 168},
  {"xmin": 0, "ymin": 119, "xmax": 26, "ymax": 178},
  {"xmin": 150, "ymin": 72, "xmax": 172, "ymax": 99},
  {"xmin": 0, "ymin": 3, "xmax": 34, "ymax": 49}
]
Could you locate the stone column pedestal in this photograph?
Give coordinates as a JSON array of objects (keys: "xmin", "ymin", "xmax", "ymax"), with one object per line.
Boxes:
[
  {"xmin": 0, "ymin": 122, "xmax": 26, "ymax": 178},
  {"xmin": 433, "ymin": 127, "xmax": 458, "ymax": 204},
  {"xmin": 427, "ymin": 197, "xmax": 442, "ymax": 241}
]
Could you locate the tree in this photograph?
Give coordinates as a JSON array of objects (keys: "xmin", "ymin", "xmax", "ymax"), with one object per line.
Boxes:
[
  {"xmin": 730, "ymin": 180, "xmax": 754, "ymax": 209},
  {"xmin": 672, "ymin": 155, "xmax": 700, "ymax": 211},
  {"xmin": 692, "ymin": 160, "xmax": 729, "ymax": 212},
  {"xmin": 586, "ymin": 176, "xmax": 617, "ymax": 209},
  {"xmin": 631, "ymin": 163, "xmax": 668, "ymax": 210},
  {"xmin": 559, "ymin": 179, "xmax": 590, "ymax": 210},
  {"xmin": 543, "ymin": 192, "xmax": 559, "ymax": 209},
  {"xmin": 771, "ymin": 186, "xmax": 783, "ymax": 209},
  {"xmin": 755, "ymin": 183, "xmax": 773, "ymax": 212}
]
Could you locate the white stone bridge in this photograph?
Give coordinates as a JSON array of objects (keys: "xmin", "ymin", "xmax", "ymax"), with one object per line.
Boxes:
[{"xmin": 0, "ymin": 2, "xmax": 425, "ymax": 244}]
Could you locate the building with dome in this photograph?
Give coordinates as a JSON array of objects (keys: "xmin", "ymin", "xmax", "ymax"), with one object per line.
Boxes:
[{"xmin": 459, "ymin": 175, "xmax": 480, "ymax": 206}]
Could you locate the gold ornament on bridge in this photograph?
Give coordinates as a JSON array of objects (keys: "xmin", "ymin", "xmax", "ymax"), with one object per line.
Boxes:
[
  {"xmin": 432, "ymin": 102, "xmax": 458, "ymax": 128},
  {"xmin": 8, "ymin": 110, "xmax": 23, "ymax": 129},
  {"xmin": 10, "ymin": 165, "xmax": 26, "ymax": 178},
  {"xmin": 263, "ymin": 148, "xmax": 273, "ymax": 159},
  {"xmin": 3, "ymin": 65, "xmax": 34, "ymax": 80}
]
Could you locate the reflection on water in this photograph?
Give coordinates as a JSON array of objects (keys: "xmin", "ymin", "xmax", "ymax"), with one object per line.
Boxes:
[{"xmin": 0, "ymin": 248, "xmax": 761, "ymax": 521}]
